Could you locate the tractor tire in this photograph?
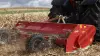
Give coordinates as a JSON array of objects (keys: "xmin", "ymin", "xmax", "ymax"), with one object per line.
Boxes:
[
  {"xmin": 48, "ymin": 5, "xmax": 63, "ymax": 19},
  {"xmin": 49, "ymin": 0, "xmax": 100, "ymax": 41},
  {"xmin": 25, "ymin": 34, "xmax": 49, "ymax": 52},
  {"xmin": 51, "ymin": 0, "xmax": 65, "ymax": 6},
  {"xmin": 79, "ymin": 0, "xmax": 100, "ymax": 41}
]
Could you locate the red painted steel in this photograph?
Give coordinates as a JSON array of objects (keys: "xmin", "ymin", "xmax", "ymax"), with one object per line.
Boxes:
[
  {"xmin": 66, "ymin": 24, "xmax": 96, "ymax": 52},
  {"xmin": 16, "ymin": 21, "xmax": 76, "ymax": 34},
  {"xmin": 15, "ymin": 21, "xmax": 96, "ymax": 53}
]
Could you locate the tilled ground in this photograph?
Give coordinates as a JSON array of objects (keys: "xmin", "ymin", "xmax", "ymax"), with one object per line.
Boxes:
[
  {"xmin": 0, "ymin": 40, "xmax": 100, "ymax": 56},
  {"xmin": 0, "ymin": 12, "xmax": 100, "ymax": 56}
]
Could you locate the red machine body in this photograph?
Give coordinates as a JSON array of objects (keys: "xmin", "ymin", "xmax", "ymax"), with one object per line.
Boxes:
[{"xmin": 15, "ymin": 21, "xmax": 96, "ymax": 53}]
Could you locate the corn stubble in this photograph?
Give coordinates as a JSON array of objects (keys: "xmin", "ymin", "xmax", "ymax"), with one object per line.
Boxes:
[{"xmin": 0, "ymin": 12, "xmax": 100, "ymax": 56}]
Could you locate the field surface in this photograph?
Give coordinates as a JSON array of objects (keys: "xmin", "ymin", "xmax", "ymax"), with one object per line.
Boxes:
[
  {"xmin": 0, "ymin": 7, "xmax": 49, "ymax": 14},
  {"xmin": 0, "ymin": 8, "xmax": 100, "ymax": 56}
]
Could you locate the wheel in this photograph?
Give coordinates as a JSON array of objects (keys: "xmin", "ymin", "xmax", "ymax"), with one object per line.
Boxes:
[
  {"xmin": 79, "ymin": 0, "xmax": 100, "ymax": 41},
  {"xmin": 48, "ymin": 5, "xmax": 63, "ymax": 19},
  {"xmin": 51, "ymin": 0, "xmax": 65, "ymax": 6},
  {"xmin": 26, "ymin": 34, "xmax": 49, "ymax": 52},
  {"xmin": 49, "ymin": 0, "xmax": 100, "ymax": 41}
]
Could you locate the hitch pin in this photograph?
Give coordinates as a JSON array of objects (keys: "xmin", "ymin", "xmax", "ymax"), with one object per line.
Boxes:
[
  {"xmin": 57, "ymin": 15, "xmax": 66, "ymax": 24},
  {"xmin": 62, "ymin": 17, "xmax": 66, "ymax": 24}
]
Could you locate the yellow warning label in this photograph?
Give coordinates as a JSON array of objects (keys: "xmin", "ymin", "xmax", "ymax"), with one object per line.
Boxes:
[
  {"xmin": 80, "ymin": 24, "xmax": 82, "ymax": 29},
  {"xmin": 84, "ymin": 26, "xmax": 86, "ymax": 28}
]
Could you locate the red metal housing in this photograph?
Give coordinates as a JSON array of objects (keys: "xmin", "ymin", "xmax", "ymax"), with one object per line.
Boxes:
[{"xmin": 15, "ymin": 21, "xmax": 96, "ymax": 53}]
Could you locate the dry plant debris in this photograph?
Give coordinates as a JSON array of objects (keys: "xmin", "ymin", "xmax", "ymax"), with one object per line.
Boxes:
[{"xmin": 0, "ymin": 12, "xmax": 99, "ymax": 56}]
